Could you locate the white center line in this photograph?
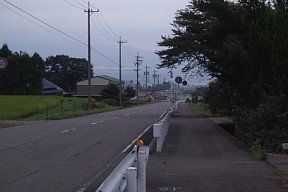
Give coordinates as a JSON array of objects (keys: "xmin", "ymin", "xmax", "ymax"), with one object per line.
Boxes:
[
  {"xmin": 111, "ymin": 117, "xmax": 119, "ymax": 120},
  {"xmin": 91, "ymin": 121, "xmax": 103, "ymax": 125},
  {"xmin": 60, "ymin": 128, "xmax": 77, "ymax": 134},
  {"xmin": 124, "ymin": 114, "xmax": 130, "ymax": 116}
]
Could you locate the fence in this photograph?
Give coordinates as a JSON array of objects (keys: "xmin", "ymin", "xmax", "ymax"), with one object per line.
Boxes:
[{"xmin": 96, "ymin": 143, "xmax": 149, "ymax": 192}]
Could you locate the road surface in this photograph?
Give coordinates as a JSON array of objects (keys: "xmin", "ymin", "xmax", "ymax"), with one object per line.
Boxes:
[{"xmin": 0, "ymin": 102, "xmax": 171, "ymax": 192}]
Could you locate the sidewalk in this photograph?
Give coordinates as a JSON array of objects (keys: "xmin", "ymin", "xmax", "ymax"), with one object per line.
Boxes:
[{"xmin": 147, "ymin": 102, "xmax": 288, "ymax": 192}]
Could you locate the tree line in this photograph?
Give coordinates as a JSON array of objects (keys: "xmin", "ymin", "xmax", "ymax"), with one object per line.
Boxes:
[
  {"xmin": 0, "ymin": 44, "xmax": 91, "ymax": 95},
  {"xmin": 157, "ymin": 0, "xmax": 288, "ymax": 154}
]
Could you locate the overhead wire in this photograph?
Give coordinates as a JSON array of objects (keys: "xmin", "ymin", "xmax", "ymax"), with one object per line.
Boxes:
[
  {"xmin": 92, "ymin": 14, "xmax": 118, "ymax": 42},
  {"xmin": 99, "ymin": 11, "xmax": 119, "ymax": 40},
  {"xmin": 2, "ymin": 0, "xmax": 124, "ymax": 68},
  {"xmin": 3, "ymin": 0, "xmax": 150, "ymax": 81},
  {"xmin": 63, "ymin": 0, "xmax": 84, "ymax": 9},
  {"xmin": 3, "ymin": 0, "xmax": 87, "ymax": 47},
  {"xmin": 71, "ymin": 0, "xmax": 87, "ymax": 8},
  {"xmin": 1, "ymin": 1, "xmax": 86, "ymax": 49}
]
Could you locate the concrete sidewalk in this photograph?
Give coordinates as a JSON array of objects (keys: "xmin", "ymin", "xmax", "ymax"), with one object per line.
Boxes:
[{"xmin": 147, "ymin": 102, "xmax": 288, "ymax": 192}]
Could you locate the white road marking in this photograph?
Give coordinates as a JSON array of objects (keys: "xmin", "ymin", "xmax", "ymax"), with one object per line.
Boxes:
[
  {"xmin": 91, "ymin": 121, "xmax": 103, "ymax": 125},
  {"xmin": 124, "ymin": 114, "xmax": 130, "ymax": 116},
  {"xmin": 60, "ymin": 128, "xmax": 77, "ymax": 134},
  {"xmin": 122, "ymin": 125, "xmax": 152, "ymax": 153},
  {"xmin": 9, "ymin": 142, "xmax": 24, "ymax": 148},
  {"xmin": 111, "ymin": 117, "xmax": 119, "ymax": 120}
]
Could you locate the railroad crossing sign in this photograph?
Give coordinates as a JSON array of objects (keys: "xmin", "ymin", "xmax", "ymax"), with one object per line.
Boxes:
[{"xmin": 0, "ymin": 58, "xmax": 8, "ymax": 71}]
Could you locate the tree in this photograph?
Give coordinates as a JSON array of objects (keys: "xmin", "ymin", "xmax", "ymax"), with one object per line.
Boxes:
[
  {"xmin": 45, "ymin": 55, "xmax": 91, "ymax": 93},
  {"xmin": 125, "ymin": 86, "xmax": 136, "ymax": 99},
  {"xmin": 156, "ymin": 0, "xmax": 288, "ymax": 106},
  {"xmin": 0, "ymin": 44, "xmax": 44, "ymax": 95},
  {"xmin": 100, "ymin": 82, "xmax": 120, "ymax": 106}
]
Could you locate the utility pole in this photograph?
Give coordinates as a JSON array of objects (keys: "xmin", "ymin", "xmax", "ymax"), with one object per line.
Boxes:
[
  {"xmin": 135, "ymin": 53, "xmax": 142, "ymax": 104},
  {"xmin": 152, "ymin": 69, "xmax": 157, "ymax": 87},
  {"xmin": 144, "ymin": 65, "xmax": 150, "ymax": 101},
  {"xmin": 118, "ymin": 36, "xmax": 127, "ymax": 107},
  {"xmin": 84, "ymin": 2, "xmax": 98, "ymax": 110}
]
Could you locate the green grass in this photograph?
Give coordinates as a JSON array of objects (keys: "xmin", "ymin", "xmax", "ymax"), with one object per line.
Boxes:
[
  {"xmin": 273, "ymin": 169, "xmax": 288, "ymax": 175},
  {"xmin": 0, "ymin": 95, "xmax": 120, "ymax": 120},
  {"xmin": 190, "ymin": 103, "xmax": 213, "ymax": 117},
  {"xmin": 0, "ymin": 95, "xmax": 60, "ymax": 119}
]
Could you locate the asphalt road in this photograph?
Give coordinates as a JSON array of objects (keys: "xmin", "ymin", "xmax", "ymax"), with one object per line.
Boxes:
[
  {"xmin": 147, "ymin": 103, "xmax": 286, "ymax": 192},
  {"xmin": 0, "ymin": 101, "xmax": 171, "ymax": 192}
]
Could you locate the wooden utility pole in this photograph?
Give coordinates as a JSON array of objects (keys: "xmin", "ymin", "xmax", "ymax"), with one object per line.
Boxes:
[
  {"xmin": 144, "ymin": 65, "xmax": 150, "ymax": 101},
  {"xmin": 84, "ymin": 2, "xmax": 98, "ymax": 109},
  {"xmin": 135, "ymin": 53, "xmax": 142, "ymax": 104},
  {"xmin": 118, "ymin": 36, "xmax": 127, "ymax": 107}
]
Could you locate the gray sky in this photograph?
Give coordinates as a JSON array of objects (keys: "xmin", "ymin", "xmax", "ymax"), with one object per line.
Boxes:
[{"xmin": 1, "ymin": 0, "xmax": 209, "ymax": 85}]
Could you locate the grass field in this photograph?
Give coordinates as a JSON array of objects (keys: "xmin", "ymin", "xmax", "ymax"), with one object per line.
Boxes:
[{"xmin": 0, "ymin": 95, "xmax": 119, "ymax": 120}]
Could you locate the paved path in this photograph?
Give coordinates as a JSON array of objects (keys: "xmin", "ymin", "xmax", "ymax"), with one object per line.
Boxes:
[{"xmin": 147, "ymin": 102, "xmax": 287, "ymax": 192}]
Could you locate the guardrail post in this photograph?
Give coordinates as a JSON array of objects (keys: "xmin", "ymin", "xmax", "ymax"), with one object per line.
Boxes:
[
  {"xmin": 138, "ymin": 146, "xmax": 149, "ymax": 192},
  {"xmin": 153, "ymin": 123, "xmax": 162, "ymax": 152},
  {"xmin": 126, "ymin": 167, "xmax": 137, "ymax": 192}
]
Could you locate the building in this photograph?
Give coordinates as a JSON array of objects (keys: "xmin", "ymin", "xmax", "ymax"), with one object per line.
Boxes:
[
  {"xmin": 42, "ymin": 78, "xmax": 64, "ymax": 95},
  {"xmin": 76, "ymin": 75, "xmax": 120, "ymax": 97}
]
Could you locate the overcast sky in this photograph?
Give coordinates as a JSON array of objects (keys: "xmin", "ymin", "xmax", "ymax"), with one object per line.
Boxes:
[{"xmin": 1, "ymin": 0, "xmax": 209, "ymax": 85}]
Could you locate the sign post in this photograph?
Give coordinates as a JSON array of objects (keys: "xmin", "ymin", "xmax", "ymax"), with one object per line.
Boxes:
[{"xmin": 0, "ymin": 58, "xmax": 9, "ymax": 71}]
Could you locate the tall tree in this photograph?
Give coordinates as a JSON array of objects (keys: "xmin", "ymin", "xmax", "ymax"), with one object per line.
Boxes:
[
  {"xmin": 156, "ymin": 0, "xmax": 288, "ymax": 107},
  {"xmin": 0, "ymin": 44, "xmax": 44, "ymax": 95},
  {"xmin": 45, "ymin": 55, "xmax": 91, "ymax": 93}
]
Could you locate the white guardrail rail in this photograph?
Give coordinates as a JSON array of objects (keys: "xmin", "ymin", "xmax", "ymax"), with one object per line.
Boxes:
[
  {"xmin": 96, "ymin": 141, "xmax": 149, "ymax": 192},
  {"xmin": 153, "ymin": 101, "xmax": 180, "ymax": 152},
  {"xmin": 96, "ymin": 101, "xmax": 180, "ymax": 192}
]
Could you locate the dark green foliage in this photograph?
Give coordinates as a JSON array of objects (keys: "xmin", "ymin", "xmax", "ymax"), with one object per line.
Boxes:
[
  {"xmin": 100, "ymin": 82, "xmax": 119, "ymax": 106},
  {"xmin": 45, "ymin": 55, "xmax": 90, "ymax": 93},
  {"xmin": 205, "ymin": 80, "xmax": 233, "ymax": 116},
  {"xmin": 237, "ymin": 96, "xmax": 288, "ymax": 153},
  {"xmin": 0, "ymin": 44, "xmax": 44, "ymax": 95},
  {"xmin": 125, "ymin": 86, "xmax": 136, "ymax": 99}
]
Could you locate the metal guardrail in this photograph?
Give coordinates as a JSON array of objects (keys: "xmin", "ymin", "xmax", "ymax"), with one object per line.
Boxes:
[
  {"xmin": 96, "ymin": 102, "xmax": 180, "ymax": 191},
  {"xmin": 153, "ymin": 101, "xmax": 180, "ymax": 152},
  {"xmin": 96, "ymin": 144, "xmax": 149, "ymax": 192}
]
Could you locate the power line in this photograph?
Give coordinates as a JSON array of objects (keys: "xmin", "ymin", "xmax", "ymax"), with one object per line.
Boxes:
[
  {"xmin": 99, "ymin": 11, "xmax": 119, "ymax": 40},
  {"xmin": 63, "ymin": 0, "xmax": 84, "ymax": 9},
  {"xmin": 1, "ymin": 2, "xmax": 86, "ymax": 49},
  {"xmin": 92, "ymin": 14, "xmax": 118, "ymax": 42},
  {"xmin": 91, "ymin": 18, "xmax": 116, "ymax": 42},
  {"xmin": 3, "ymin": 0, "xmax": 87, "ymax": 47},
  {"xmin": 3, "ymin": 0, "xmax": 122, "ymax": 68},
  {"xmin": 71, "ymin": 0, "xmax": 86, "ymax": 8}
]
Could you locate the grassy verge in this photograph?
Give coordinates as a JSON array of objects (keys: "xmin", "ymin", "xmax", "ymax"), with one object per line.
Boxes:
[
  {"xmin": 0, "ymin": 95, "xmax": 120, "ymax": 121},
  {"xmin": 0, "ymin": 95, "xmax": 60, "ymax": 119},
  {"xmin": 190, "ymin": 103, "xmax": 213, "ymax": 117}
]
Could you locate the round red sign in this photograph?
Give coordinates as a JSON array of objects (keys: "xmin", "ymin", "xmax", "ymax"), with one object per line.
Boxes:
[{"xmin": 0, "ymin": 57, "xmax": 8, "ymax": 71}]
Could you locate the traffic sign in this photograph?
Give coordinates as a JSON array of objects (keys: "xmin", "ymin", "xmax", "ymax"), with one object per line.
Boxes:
[
  {"xmin": 0, "ymin": 58, "xmax": 8, "ymax": 71},
  {"xmin": 175, "ymin": 76, "xmax": 182, "ymax": 84}
]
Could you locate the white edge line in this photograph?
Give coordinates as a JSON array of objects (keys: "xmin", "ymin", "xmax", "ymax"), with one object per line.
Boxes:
[{"xmin": 122, "ymin": 125, "xmax": 152, "ymax": 153}]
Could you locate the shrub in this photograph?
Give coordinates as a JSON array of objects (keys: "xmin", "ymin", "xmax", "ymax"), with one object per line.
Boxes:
[{"xmin": 237, "ymin": 96, "xmax": 288, "ymax": 153}]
